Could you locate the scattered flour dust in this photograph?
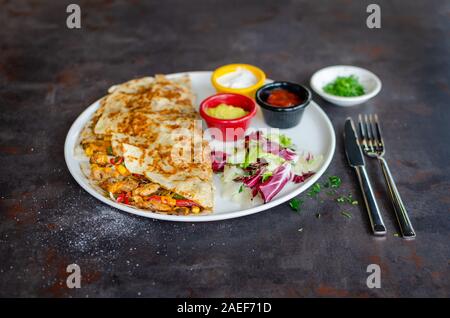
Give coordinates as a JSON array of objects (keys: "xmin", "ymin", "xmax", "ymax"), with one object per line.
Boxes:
[{"xmin": 56, "ymin": 202, "xmax": 154, "ymax": 256}]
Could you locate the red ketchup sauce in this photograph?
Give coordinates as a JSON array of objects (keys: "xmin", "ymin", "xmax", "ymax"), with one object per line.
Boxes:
[{"xmin": 266, "ymin": 89, "xmax": 303, "ymax": 107}]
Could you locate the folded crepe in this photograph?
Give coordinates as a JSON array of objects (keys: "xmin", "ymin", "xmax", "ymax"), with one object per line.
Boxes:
[{"xmin": 78, "ymin": 75, "xmax": 213, "ymax": 215}]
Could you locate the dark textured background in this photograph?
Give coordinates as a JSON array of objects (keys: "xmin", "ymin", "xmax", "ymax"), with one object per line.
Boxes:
[{"xmin": 0, "ymin": 0, "xmax": 449, "ymax": 297}]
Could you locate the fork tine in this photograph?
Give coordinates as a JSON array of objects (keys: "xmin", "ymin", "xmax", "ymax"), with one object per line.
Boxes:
[
  {"xmin": 358, "ymin": 114, "xmax": 368, "ymax": 151},
  {"xmin": 373, "ymin": 114, "xmax": 384, "ymax": 153},
  {"xmin": 364, "ymin": 114, "xmax": 374, "ymax": 152},
  {"xmin": 369, "ymin": 114, "xmax": 379, "ymax": 152},
  {"xmin": 368, "ymin": 114, "xmax": 378, "ymax": 152}
]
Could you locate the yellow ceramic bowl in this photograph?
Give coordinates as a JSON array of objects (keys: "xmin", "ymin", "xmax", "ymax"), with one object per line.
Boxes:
[{"xmin": 211, "ymin": 64, "xmax": 266, "ymax": 99}]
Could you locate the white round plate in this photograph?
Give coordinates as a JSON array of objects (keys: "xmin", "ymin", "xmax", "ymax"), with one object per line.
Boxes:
[
  {"xmin": 65, "ymin": 71, "xmax": 335, "ymax": 222},
  {"xmin": 310, "ymin": 65, "xmax": 382, "ymax": 106}
]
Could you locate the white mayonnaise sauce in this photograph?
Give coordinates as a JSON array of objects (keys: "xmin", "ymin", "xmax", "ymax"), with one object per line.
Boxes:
[{"xmin": 216, "ymin": 67, "xmax": 258, "ymax": 89}]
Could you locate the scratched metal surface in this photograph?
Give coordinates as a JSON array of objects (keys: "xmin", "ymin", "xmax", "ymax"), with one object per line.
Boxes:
[{"xmin": 0, "ymin": 0, "xmax": 449, "ymax": 297}]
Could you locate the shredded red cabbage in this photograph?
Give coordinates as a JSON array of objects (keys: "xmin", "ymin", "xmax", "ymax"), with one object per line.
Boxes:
[
  {"xmin": 292, "ymin": 172, "xmax": 315, "ymax": 183},
  {"xmin": 257, "ymin": 164, "xmax": 291, "ymax": 203},
  {"xmin": 251, "ymin": 187, "xmax": 259, "ymax": 198},
  {"xmin": 249, "ymin": 132, "xmax": 298, "ymax": 162},
  {"xmin": 244, "ymin": 169, "xmax": 265, "ymax": 188},
  {"xmin": 248, "ymin": 131, "xmax": 282, "ymax": 155},
  {"xmin": 243, "ymin": 159, "xmax": 268, "ymax": 172},
  {"xmin": 279, "ymin": 148, "xmax": 297, "ymax": 161},
  {"xmin": 218, "ymin": 131, "xmax": 320, "ymax": 204},
  {"xmin": 211, "ymin": 151, "xmax": 227, "ymax": 173}
]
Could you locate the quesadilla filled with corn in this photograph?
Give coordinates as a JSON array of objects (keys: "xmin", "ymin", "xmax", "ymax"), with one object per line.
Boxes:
[{"xmin": 78, "ymin": 75, "xmax": 214, "ymax": 215}]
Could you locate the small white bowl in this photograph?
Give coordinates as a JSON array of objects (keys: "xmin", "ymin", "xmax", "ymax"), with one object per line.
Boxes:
[{"xmin": 310, "ymin": 65, "xmax": 382, "ymax": 107}]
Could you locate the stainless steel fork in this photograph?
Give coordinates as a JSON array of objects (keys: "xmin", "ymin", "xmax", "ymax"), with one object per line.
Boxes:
[{"xmin": 358, "ymin": 114, "xmax": 416, "ymax": 239}]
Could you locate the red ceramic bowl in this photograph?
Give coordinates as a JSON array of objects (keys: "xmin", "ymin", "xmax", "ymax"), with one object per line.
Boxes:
[{"xmin": 199, "ymin": 93, "xmax": 257, "ymax": 141}]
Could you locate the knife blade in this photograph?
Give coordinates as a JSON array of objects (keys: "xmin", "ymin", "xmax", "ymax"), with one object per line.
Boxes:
[
  {"xmin": 344, "ymin": 118, "xmax": 386, "ymax": 236},
  {"xmin": 344, "ymin": 118, "xmax": 365, "ymax": 167}
]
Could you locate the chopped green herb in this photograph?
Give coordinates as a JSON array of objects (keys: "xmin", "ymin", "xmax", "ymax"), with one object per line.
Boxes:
[
  {"xmin": 107, "ymin": 146, "xmax": 114, "ymax": 156},
  {"xmin": 323, "ymin": 75, "xmax": 365, "ymax": 97},
  {"xmin": 341, "ymin": 211, "xmax": 352, "ymax": 218},
  {"xmin": 308, "ymin": 183, "xmax": 321, "ymax": 198},
  {"xmin": 290, "ymin": 174, "xmax": 359, "ymax": 225},
  {"xmin": 289, "ymin": 198, "xmax": 303, "ymax": 212},
  {"xmin": 328, "ymin": 176, "xmax": 342, "ymax": 188},
  {"xmin": 238, "ymin": 184, "xmax": 244, "ymax": 193},
  {"xmin": 336, "ymin": 193, "xmax": 357, "ymax": 205},
  {"xmin": 336, "ymin": 196, "xmax": 346, "ymax": 203},
  {"xmin": 172, "ymin": 193, "xmax": 186, "ymax": 200}
]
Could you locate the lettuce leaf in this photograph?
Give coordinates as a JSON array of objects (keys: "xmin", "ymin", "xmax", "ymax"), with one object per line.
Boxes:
[
  {"xmin": 267, "ymin": 133, "xmax": 292, "ymax": 148},
  {"xmin": 258, "ymin": 152, "xmax": 285, "ymax": 172}
]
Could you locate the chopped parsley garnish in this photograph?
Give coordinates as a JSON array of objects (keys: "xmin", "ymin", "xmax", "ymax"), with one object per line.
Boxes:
[
  {"xmin": 288, "ymin": 174, "xmax": 359, "ymax": 227},
  {"xmin": 336, "ymin": 196, "xmax": 346, "ymax": 203},
  {"xmin": 341, "ymin": 211, "xmax": 352, "ymax": 218},
  {"xmin": 289, "ymin": 198, "xmax": 303, "ymax": 212},
  {"xmin": 107, "ymin": 146, "xmax": 114, "ymax": 156},
  {"xmin": 324, "ymin": 176, "xmax": 341, "ymax": 189},
  {"xmin": 238, "ymin": 184, "xmax": 244, "ymax": 193},
  {"xmin": 323, "ymin": 75, "xmax": 365, "ymax": 97},
  {"xmin": 308, "ymin": 183, "xmax": 321, "ymax": 198},
  {"xmin": 336, "ymin": 193, "xmax": 358, "ymax": 205}
]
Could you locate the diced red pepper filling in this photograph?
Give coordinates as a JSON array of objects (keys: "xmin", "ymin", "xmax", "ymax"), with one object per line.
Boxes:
[{"xmin": 116, "ymin": 192, "xmax": 130, "ymax": 205}]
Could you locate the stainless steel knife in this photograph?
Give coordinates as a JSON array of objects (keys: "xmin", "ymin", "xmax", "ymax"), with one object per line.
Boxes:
[{"xmin": 344, "ymin": 118, "xmax": 386, "ymax": 236}]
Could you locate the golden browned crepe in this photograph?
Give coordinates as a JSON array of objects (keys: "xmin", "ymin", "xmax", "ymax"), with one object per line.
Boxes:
[{"xmin": 78, "ymin": 75, "xmax": 213, "ymax": 215}]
